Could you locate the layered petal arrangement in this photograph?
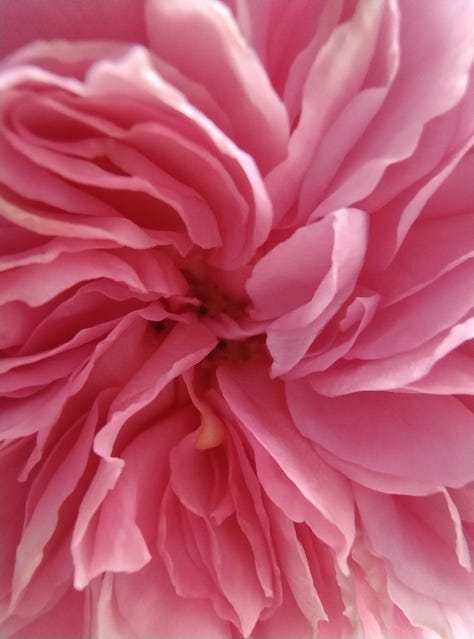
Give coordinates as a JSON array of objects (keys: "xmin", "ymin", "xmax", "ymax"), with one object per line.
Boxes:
[{"xmin": 1, "ymin": 1, "xmax": 474, "ymax": 637}]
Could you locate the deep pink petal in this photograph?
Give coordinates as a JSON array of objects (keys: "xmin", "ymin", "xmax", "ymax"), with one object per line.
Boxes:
[{"xmin": 0, "ymin": 0, "xmax": 147, "ymax": 58}]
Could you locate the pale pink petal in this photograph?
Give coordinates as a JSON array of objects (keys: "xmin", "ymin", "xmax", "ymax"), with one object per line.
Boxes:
[
  {"xmin": 263, "ymin": 501, "xmax": 327, "ymax": 628},
  {"xmin": 145, "ymin": 0, "xmax": 289, "ymax": 173},
  {"xmin": 1, "ymin": 404, "xmax": 103, "ymax": 633},
  {"xmin": 1, "ymin": 310, "xmax": 159, "ymax": 442},
  {"xmin": 296, "ymin": 1, "xmax": 400, "ymax": 224},
  {"xmin": 248, "ymin": 208, "xmax": 368, "ymax": 375},
  {"xmin": 363, "ymin": 134, "xmax": 474, "ymax": 272},
  {"xmin": 267, "ymin": 0, "xmax": 391, "ymax": 224},
  {"xmin": 111, "ymin": 556, "xmax": 232, "ymax": 639},
  {"xmin": 365, "ymin": 212, "xmax": 474, "ymax": 305},
  {"xmin": 285, "ymin": 291, "xmax": 380, "ymax": 378},
  {"xmin": 405, "ymin": 348, "xmax": 474, "ymax": 395},
  {"xmin": 72, "ymin": 322, "xmax": 215, "ymax": 588},
  {"xmin": 226, "ymin": 0, "xmax": 334, "ymax": 106},
  {"xmin": 287, "ymin": 380, "xmax": 474, "ymax": 488},
  {"xmin": 72, "ymin": 406, "xmax": 193, "ymax": 594},
  {"xmin": 218, "ymin": 363, "xmax": 355, "ymax": 571},
  {"xmin": 165, "ymin": 430, "xmax": 278, "ymax": 635},
  {"xmin": 309, "ymin": 316, "xmax": 474, "ymax": 395},
  {"xmin": 312, "ymin": 0, "xmax": 474, "ymax": 220},
  {"xmin": 0, "ymin": 197, "xmax": 176, "ymax": 251},
  {"xmin": 1, "ymin": 138, "xmax": 120, "ymax": 219},
  {"xmin": 1, "ymin": 1, "xmax": 473, "ymax": 637},
  {"xmin": 0, "ymin": 249, "xmax": 182, "ymax": 307},
  {"xmin": 354, "ymin": 485, "xmax": 474, "ymax": 604},
  {"xmin": 82, "ymin": 47, "xmax": 274, "ymax": 266},
  {"xmin": 349, "ymin": 262, "xmax": 474, "ymax": 360},
  {"xmin": 297, "ymin": 526, "xmax": 353, "ymax": 639}
]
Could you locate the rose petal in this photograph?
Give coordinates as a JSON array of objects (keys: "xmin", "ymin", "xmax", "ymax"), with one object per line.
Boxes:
[
  {"xmin": 287, "ymin": 380, "xmax": 474, "ymax": 488},
  {"xmin": 354, "ymin": 485, "xmax": 474, "ymax": 604},
  {"xmin": 312, "ymin": 0, "xmax": 474, "ymax": 220},
  {"xmin": 0, "ymin": 0, "xmax": 147, "ymax": 59},
  {"xmin": 218, "ymin": 362, "xmax": 355, "ymax": 572},
  {"xmin": 248, "ymin": 208, "xmax": 368, "ymax": 375},
  {"xmin": 146, "ymin": 0, "xmax": 289, "ymax": 173}
]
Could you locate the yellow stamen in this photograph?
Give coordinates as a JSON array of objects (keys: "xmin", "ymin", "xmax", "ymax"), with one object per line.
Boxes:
[{"xmin": 195, "ymin": 410, "xmax": 226, "ymax": 450}]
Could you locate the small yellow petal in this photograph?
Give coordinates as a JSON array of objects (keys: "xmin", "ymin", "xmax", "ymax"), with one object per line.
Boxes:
[{"xmin": 195, "ymin": 411, "xmax": 226, "ymax": 450}]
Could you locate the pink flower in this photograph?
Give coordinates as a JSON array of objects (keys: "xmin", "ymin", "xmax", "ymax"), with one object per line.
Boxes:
[{"xmin": 1, "ymin": 0, "xmax": 474, "ymax": 637}]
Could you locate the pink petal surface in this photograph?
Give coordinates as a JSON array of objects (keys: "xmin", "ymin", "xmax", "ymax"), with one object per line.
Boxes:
[
  {"xmin": 1, "ymin": 1, "xmax": 474, "ymax": 637},
  {"xmin": 0, "ymin": 0, "xmax": 146, "ymax": 58},
  {"xmin": 310, "ymin": 0, "xmax": 474, "ymax": 221},
  {"xmin": 248, "ymin": 208, "xmax": 368, "ymax": 376},
  {"xmin": 287, "ymin": 380, "xmax": 474, "ymax": 488},
  {"xmin": 354, "ymin": 485, "xmax": 474, "ymax": 604},
  {"xmin": 146, "ymin": 0, "xmax": 289, "ymax": 173},
  {"xmin": 218, "ymin": 363, "xmax": 355, "ymax": 571},
  {"xmin": 266, "ymin": 0, "xmax": 391, "ymax": 225}
]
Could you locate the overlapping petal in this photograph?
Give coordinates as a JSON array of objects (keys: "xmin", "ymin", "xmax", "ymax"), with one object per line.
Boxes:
[{"xmin": 1, "ymin": 1, "xmax": 474, "ymax": 637}]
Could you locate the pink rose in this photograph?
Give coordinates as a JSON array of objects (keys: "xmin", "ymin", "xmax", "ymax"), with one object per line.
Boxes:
[{"xmin": 1, "ymin": 1, "xmax": 474, "ymax": 637}]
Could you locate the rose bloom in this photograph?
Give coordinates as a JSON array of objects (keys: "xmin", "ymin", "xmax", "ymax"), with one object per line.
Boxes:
[{"xmin": 1, "ymin": 0, "xmax": 474, "ymax": 638}]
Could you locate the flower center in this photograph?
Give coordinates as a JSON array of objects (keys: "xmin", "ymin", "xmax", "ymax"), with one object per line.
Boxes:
[
  {"xmin": 204, "ymin": 334, "xmax": 267, "ymax": 365},
  {"xmin": 153, "ymin": 266, "xmax": 268, "ymax": 377},
  {"xmin": 184, "ymin": 268, "xmax": 248, "ymax": 320}
]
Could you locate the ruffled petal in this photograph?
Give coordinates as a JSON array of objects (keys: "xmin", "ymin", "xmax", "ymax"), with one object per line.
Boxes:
[{"xmin": 287, "ymin": 380, "xmax": 474, "ymax": 488}]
